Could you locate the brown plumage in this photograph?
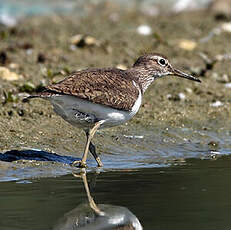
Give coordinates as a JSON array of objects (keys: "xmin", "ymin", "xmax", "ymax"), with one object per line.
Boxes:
[{"xmin": 38, "ymin": 68, "xmax": 140, "ymax": 111}]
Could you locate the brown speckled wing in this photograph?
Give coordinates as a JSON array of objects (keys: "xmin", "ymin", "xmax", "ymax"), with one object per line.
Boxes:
[{"xmin": 42, "ymin": 68, "xmax": 140, "ymax": 111}]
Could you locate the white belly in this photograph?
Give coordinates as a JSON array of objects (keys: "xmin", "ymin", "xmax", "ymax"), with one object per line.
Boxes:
[{"xmin": 48, "ymin": 93, "xmax": 142, "ymax": 130}]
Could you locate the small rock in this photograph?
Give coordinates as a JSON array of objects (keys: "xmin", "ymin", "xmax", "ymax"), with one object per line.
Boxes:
[
  {"xmin": 220, "ymin": 74, "xmax": 229, "ymax": 83},
  {"xmin": 221, "ymin": 22, "xmax": 231, "ymax": 33},
  {"xmin": 166, "ymin": 94, "xmax": 181, "ymax": 101},
  {"xmin": 224, "ymin": 82, "xmax": 231, "ymax": 88},
  {"xmin": 116, "ymin": 64, "xmax": 127, "ymax": 70},
  {"xmin": 178, "ymin": 39, "xmax": 197, "ymax": 51},
  {"xmin": 141, "ymin": 6, "xmax": 159, "ymax": 16},
  {"xmin": 215, "ymin": 53, "xmax": 231, "ymax": 61},
  {"xmin": 84, "ymin": 36, "xmax": 98, "ymax": 46},
  {"xmin": 209, "ymin": 0, "xmax": 231, "ymax": 18},
  {"xmin": 123, "ymin": 135, "xmax": 144, "ymax": 139},
  {"xmin": 9, "ymin": 63, "xmax": 19, "ymax": 69},
  {"xmin": 0, "ymin": 13, "xmax": 17, "ymax": 27},
  {"xmin": 0, "ymin": 67, "xmax": 23, "ymax": 81},
  {"xmin": 26, "ymin": 49, "xmax": 33, "ymax": 55},
  {"xmin": 70, "ymin": 34, "xmax": 100, "ymax": 48},
  {"xmin": 208, "ymin": 141, "xmax": 219, "ymax": 148},
  {"xmin": 20, "ymin": 42, "xmax": 33, "ymax": 50},
  {"xmin": 37, "ymin": 53, "xmax": 46, "ymax": 63},
  {"xmin": 0, "ymin": 51, "xmax": 8, "ymax": 65},
  {"xmin": 137, "ymin": 25, "xmax": 152, "ymax": 36},
  {"xmin": 210, "ymin": 100, "xmax": 223, "ymax": 107},
  {"xmin": 17, "ymin": 109, "xmax": 24, "ymax": 116},
  {"xmin": 166, "ymin": 94, "xmax": 172, "ymax": 99},
  {"xmin": 108, "ymin": 13, "xmax": 119, "ymax": 22},
  {"xmin": 189, "ymin": 67, "xmax": 202, "ymax": 75},
  {"xmin": 211, "ymin": 72, "xmax": 219, "ymax": 79},
  {"xmin": 173, "ymin": 0, "xmax": 198, "ymax": 13},
  {"xmin": 185, "ymin": 87, "xmax": 192, "ymax": 93},
  {"xmin": 178, "ymin": 92, "xmax": 186, "ymax": 100},
  {"xmin": 8, "ymin": 110, "xmax": 13, "ymax": 116}
]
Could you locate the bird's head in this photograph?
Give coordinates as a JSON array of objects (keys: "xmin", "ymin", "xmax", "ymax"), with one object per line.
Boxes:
[{"xmin": 133, "ymin": 53, "xmax": 201, "ymax": 82}]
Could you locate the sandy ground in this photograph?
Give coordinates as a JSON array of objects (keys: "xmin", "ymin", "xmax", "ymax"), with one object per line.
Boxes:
[{"xmin": 0, "ymin": 9, "xmax": 230, "ymax": 159}]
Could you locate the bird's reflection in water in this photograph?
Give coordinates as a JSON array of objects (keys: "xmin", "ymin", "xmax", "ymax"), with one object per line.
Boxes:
[{"xmin": 53, "ymin": 169, "xmax": 142, "ymax": 230}]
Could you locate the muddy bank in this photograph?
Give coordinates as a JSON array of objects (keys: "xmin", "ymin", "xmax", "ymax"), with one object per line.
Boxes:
[{"xmin": 0, "ymin": 9, "xmax": 230, "ymax": 172}]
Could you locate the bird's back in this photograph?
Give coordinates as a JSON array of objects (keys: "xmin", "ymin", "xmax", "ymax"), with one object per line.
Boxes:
[{"xmin": 39, "ymin": 68, "xmax": 140, "ymax": 111}]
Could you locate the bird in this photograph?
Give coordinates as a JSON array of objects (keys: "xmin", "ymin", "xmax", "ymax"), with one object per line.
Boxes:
[{"xmin": 27, "ymin": 53, "xmax": 201, "ymax": 168}]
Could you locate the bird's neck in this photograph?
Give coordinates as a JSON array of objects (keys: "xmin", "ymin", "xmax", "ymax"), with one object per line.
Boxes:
[{"xmin": 127, "ymin": 67, "xmax": 157, "ymax": 94}]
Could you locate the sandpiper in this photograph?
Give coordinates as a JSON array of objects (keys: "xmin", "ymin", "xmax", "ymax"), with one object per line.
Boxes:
[{"xmin": 28, "ymin": 53, "xmax": 200, "ymax": 168}]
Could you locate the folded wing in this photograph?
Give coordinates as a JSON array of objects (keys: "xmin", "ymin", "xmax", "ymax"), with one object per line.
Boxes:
[{"xmin": 41, "ymin": 68, "xmax": 139, "ymax": 111}]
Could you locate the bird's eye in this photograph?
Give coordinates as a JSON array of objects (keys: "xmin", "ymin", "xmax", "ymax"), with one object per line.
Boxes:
[{"xmin": 158, "ymin": 58, "xmax": 167, "ymax": 66}]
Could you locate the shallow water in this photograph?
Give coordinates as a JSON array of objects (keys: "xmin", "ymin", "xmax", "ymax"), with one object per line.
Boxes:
[
  {"xmin": 1, "ymin": 124, "xmax": 231, "ymax": 229},
  {"xmin": 0, "ymin": 125, "xmax": 231, "ymax": 181},
  {"xmin": 1, "ymin": 157, "xmax": 231, "ymax": 230}
]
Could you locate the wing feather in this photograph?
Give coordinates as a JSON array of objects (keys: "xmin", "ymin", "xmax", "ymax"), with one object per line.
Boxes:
[{"xmin": 43, "ymin": 68, "xmax": 139, "ymax": 111}]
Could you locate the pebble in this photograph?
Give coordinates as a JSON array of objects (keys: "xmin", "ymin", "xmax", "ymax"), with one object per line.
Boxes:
[
  {"xmin": 116, "ymin": 64, "xmax": 127, "ymax": 70},
  {"xmin": 221, "ymin": 22, "xmax": 231, "ymax": 33},
  {"xmin": 108, "ymin": 13, "xmax": 119, "ymax": 22},
  {"xmin": 37, "ymin": 53, "xmax": 46, "ymax": 63},
  {"xmin": 211, "ymin": 72, "xmax": 219, "ymax": 79},
  {"xmin": 224, "ymin": 82, "xmax": 231, "ymax": 88},
  {"xmin": 0, "ymin": 67, "xmax": 23, "ymax": 81},
  {"xmin": 208, "ymin": 141, "xmax": 219, "ymax": 148},
  {"xmin": 178, "ymin": 92, "xmax": 186, "ymax": 100},
  {"xmin": 137, "ymin": 25, "xmax": 152, "ymax": 36},
  {"xmin": 167, "ymin": 93, "xmax": 186, "ymax": 101},
  {"xmin": 0, "ymin": 51, "xmax": 8, "ymax": 65},
  {"xmin": 185, "ymin": 87, "xmax": 192, "ymax": 93},
  {"xmin": 70, "ymin": 34, "xmax": 100, "ymax": 48},
  {"xmin": 17, "ymin": 109, "xmax": 24, "ymax": 117},
  {"xmin": 210, "ymin": 101, "xmax": 223, "ymax": 107},
  {"xmin": 166, "ymin": 94, "xmax": 172, "ymax": 100},
  {"xmin": 26, "ymin": 49, "xmax": 33, "ymax": 55},
  {"xmin": 9, "ymin": 63, "xmax": 19, "ymax": 69},
  {"xmin": 0, "ymin": 13, "xmax": 17, "ymax": 27},
  {"xmin": 222, "ymin": 74, "xmax": 229, "ymax": 82},
  {"xmin": 210, "ymin": 0, "xmax": 231, "ymax": 18},
  {"xmin": 173, "ymin": 0, "xmax": 198, "ymax": 13},
  {"xmin": 123, "ymin": 135, "xmax": 144, "ymax": 139},
  {"xmin": 178, "ymin": 39, "xmax": 197, "ymax": 51}
]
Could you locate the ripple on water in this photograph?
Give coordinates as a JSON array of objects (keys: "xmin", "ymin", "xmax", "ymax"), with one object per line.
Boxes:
[{"xmin": 0, "ymin": 125, "xmax": 231, "ymax": 181}]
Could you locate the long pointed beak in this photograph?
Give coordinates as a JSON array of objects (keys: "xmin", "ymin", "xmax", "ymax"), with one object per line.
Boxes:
[{"xmin": 172, "ymin": 68, "xmax": 201, "ymax": 83}]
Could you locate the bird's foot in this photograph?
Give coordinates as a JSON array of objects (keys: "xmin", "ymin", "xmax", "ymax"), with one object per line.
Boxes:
[
  {"xmin": 95, "ymin": 157, "xmax": 103, "ymax": 167},
  {"xmin": 71, "ymin": 158, "xmax": 103, "ymax": 168},
  {"xmin": 71, "ymin": 160, "xmax": 87, "ymax": 168}
]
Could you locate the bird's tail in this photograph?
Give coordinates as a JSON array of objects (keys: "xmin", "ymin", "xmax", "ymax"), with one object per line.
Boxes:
[
  {"xmin": 22, "ymin": 94, "xmax": 40, "ymax": 102},
  {"xmin": 22, "ymin": 91, "xmax": 56, "ymax": 102}
]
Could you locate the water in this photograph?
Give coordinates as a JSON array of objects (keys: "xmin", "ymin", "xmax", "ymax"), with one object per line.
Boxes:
[
  {"xmin": 0, "ymin": 0, "xmax": 212, "ymax": 26},
  {"xmin": 1, "ymin": 157, "xmax": 231, "ymax": 230},
  {"xmin": 1, "ymin": 125, "xmax": 231, "ymax": 182}
]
